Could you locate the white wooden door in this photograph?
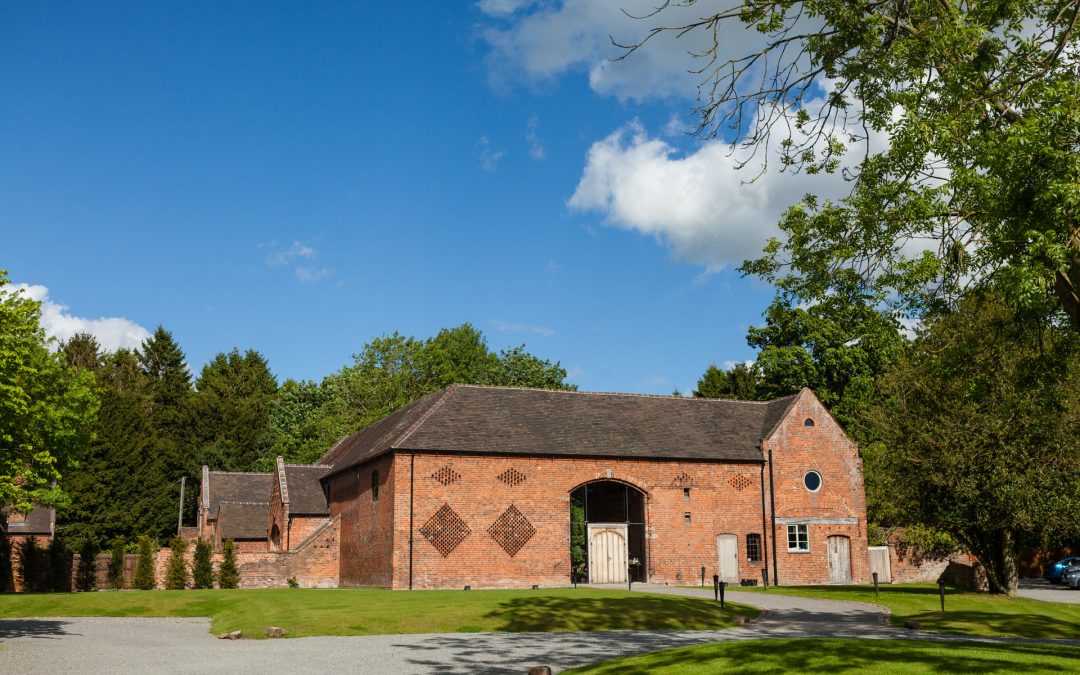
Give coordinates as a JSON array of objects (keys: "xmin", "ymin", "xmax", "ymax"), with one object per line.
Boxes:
[
  {"xmin": 828, "ymin": 536, "xmax": 852, "ymax": 583},
  {"xmin": 868, "ymin": 546, "xmax": 891, "ymax": 583},
  {"xmin": 588, "ymin": 524, "xmax": 628, "ymax": 584},
  {"xmin": 716, "ymin": 534, "xmax": 739, "ymax": 582}
]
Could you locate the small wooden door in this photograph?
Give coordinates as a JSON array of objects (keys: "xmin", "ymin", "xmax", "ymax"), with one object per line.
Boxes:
[
  {"xmin": 588, "ymin": 524, "xmax": 628, "ymax": 584},
  {"xmin": 868, "ymin": 546, "xmax": 891, "ymax": 583},
  {"xmin": 828, "ymin": 535, "xmax": 852, "ymax": 583},
  {"xmin": 716, "ymin": 534, "xmax": 739, "ymax": 582}
]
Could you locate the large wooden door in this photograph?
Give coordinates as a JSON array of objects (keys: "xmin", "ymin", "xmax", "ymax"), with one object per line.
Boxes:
[
  {"xmin": 588, "ymin": 524, "xmax": 628, "ymax": 584},
  {"xmin": 828, "ymin": 535, "xmax": 853, "ymax": 583},
  {"xmin": 868, "ymin": 546, "xmax": 891, "ymax": 583},
  {"xmin": 716, "ymin": 534, "xmax": 739, "ymax": 582}
]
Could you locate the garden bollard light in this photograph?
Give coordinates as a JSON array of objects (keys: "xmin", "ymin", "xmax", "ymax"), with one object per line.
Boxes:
[
  {"xmin": 713, "ymin": 574, "xmax": 719, "ymax": 602},
  {"xmin": 761, "ymin": 567, "xmax": 769, "ymax": 589},
  {"xmin": 719, "ymin": 581, "xmax": 726, "ymax": 608},
  {"xmin": 873, "ymin": 572, "xmax": 879, "ymax": 596},
  {"xmin": 939, "ymin": 581, "xmax": 945, "ymax": 612},
  {"xmin": 701, "ymin": 566, "xmax": 705, "ymax": 587}
]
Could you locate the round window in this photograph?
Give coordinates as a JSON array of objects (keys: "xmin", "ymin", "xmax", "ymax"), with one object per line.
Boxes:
[{"xmin": 803, "ymin": 471, "xmax": 822, "ymax": 492}]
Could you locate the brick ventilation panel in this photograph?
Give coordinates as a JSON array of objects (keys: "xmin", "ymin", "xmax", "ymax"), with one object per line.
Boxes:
[
  {"xmin": 674, "ymin": 472, "xmax": 693, "ymax": 486},
  {"xmin": 496, "ymin": 468, "xmax": 527, "ymax": 487},
  {"xmin": 728, "ymin": 474, "xmax": 753, "ymax": 491},
  {"xmin": 420, "ymin": 504, "xmax": 471, "ymax": 557},
  {"xmin": 432, "ymin": 465, "xmax": 461, "ymax": 486},
  {"xmin": 488, "ymin": 504, "xmax": 535, "ymax": 557}
]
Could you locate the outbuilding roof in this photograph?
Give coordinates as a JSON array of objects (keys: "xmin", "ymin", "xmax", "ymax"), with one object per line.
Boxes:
[
  {"xmin": 321, "ymin": 384, "xmax": 801, "ymax": 477},
  {"xmin": 282, "ymin": 465, "xmax": 330, "ymax": 515},
  {"xmin": 2, "ymin": 506, "xmax": 54, "ymax": 535},
  {"xmin": 216, "ymin": 501, "xmax": 269, "ymax": 540},
  {"xmin": 204, "ymin": 472, "xmax": 273, "ymax": 518}
]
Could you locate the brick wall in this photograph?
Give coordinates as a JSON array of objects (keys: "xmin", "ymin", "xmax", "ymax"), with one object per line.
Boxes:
[
  {"xmin": 328, "ymin": 453, "xmax": 395, "ymax": 586},
  {"xmin": 764, "ymin": 391, "xmax": 871, "ymax": 585}
]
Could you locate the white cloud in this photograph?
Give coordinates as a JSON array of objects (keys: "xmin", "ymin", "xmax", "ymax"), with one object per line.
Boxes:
[
  {"xmin": 295, "ymin": 266, "xmax": 334, "ymax": 284},
  {"xmin": 568, "ymin": 119, "xmax": 861, "ymax": 269},
  {"xmin": 476, "ymin": 136, "xmax": 506, "ymax": 171},
  {"xmin": 477, "ymin": 0, "xmax": 536, "ymax": 17},
  {"xmin": 491, "ymin": 319, "xmax": 555, "ymax": 337},
  {"xmin": 262, "ymin": 240, "xmax": 315, "ymax": 266},
  {"xmin": 525, "ymin": 115, "xmax": 545, "ymax": 160},
  {"xmin": 12, "ymin": 283, "xmax": 150, "ymax": 352},
  {"xmin": 480, "ymin": 0, "xmax": 771, "ymax": 102}
]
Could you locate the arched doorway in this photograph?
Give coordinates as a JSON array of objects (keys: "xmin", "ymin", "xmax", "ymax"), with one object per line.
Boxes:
[
  {"xmin": 270, "ymin": 523, "xmax": 282, "ymax": 552},
  {"xmin": 569, "ymin": 481, "xmax": 646, "ymax": 583}
]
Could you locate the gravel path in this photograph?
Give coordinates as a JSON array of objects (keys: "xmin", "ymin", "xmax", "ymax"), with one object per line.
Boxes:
[
  {"xmin": 2, "ymin": 586, "xmax": 1077, "ymax": 674},
  {"xmin": 1017, "ymin": 578, "xmax": 1080, "ymax": 605}
]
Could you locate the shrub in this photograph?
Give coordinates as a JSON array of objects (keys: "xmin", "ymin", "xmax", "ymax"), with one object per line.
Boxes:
[
  {"xmin": 75, "ymin": 541, "xmax": 98, "ymax": 592},
  {"xmin": 47, "ymin": 538, "xmax": 72, "ymax": 592},
  {"xmin": 133, "ymin": 536, "xmax": 156, "ymax": 590},
  {"xmin": 217, "ymin": 539, "xmax": 239, "ymax": 589},
  {"xmin": 164, "ymin": 537, "xmax": 188, "ymax": 590},
  {"xmin": 18, "ymin": 536, "xmax": 40, "ymax": 592},
  {"xmin": 0, "ymin": 530, "xmax": 12, "ymax": 592},
  {"xmin": 191, "ymin": 538, "xmax": 213, "ymax": 589},
  {"xmin": 287, "ymin": 576, "xmax": 299, "ymax": 589},
  {"xmin": 107, "ymin": 538, "xmax": 126, "ymax": 589}
]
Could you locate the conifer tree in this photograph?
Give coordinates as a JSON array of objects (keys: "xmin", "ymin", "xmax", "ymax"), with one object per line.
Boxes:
[
  {"xmin": 133, "ymin": 536, "xmax": 156, "ymax": 590},
  {"xmin": 18, "ymin": 536, "xmax": 39, "ymax": 592},
  {"xmin": 191, "ymin": 538, "xmax": 213, "ymax": 589},
  {"xmin": 75, "ymin": 541, "xmax": 97, "ymax": 592},
  {"xmin": 0, "ymin": 530, "xmax": 11, "ymax": 592},
  {"xmin": 192, "ymin": 349, "xmax": 277, "ymax": 471},
  {"xmin": 164, "ymin": 537, "xmax": 188, "ymax": 590},
  {"xmin": 107, "ymin": 538, "xmax": 126, "ymax": 589},
  {"xmin": 217, "ymin": 539, "xmax": 239, "ymax": 589},
  {"xmin": 47, "ymin": 538, "xmax": 71, "ymax": 592}
]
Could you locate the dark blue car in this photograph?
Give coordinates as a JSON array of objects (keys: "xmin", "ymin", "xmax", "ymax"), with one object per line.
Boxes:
[{"xmin": 1045, "ymin": 556, "xmax": 1080, "ymax": 583}]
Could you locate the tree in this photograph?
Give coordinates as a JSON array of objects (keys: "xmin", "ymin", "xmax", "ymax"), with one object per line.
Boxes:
[
  {"xmin": 631, "ymin": 2, "xmax": 1080, "ymax": 329},
  {"xmin": 190, "ymin": 349, "xmax": 277, "ymax": 471},
  {"xmin": 693, "ymin": 362, "xmax": 761, "ymax": 400},
  {"xmin": 492, "ymin": 346, "xmax": 576, "ymax": 390},
  {"xmin": 46, "ymin": 537, "xmax": 71, "ymax": 592},
  {"xmin": 164, "ymin": 536, "xmax": 188, "ymax": 590},
  {"xmin": 863, "ymin": 292, "xmax": 1080, "ymax": 594},
  {"xmin": 61, "ymin": 332, "xmax": 104, "ymax": 372},
  {"xmin": 107, "ymin": 538, "xmax": 126, "ymax": 589},
  {"xmin": 75, "ymin": 540, "xmax": 98, "ymax": 592},
  {"xmin": 0, "ymin": 271, "xmax": 99, "ymax": 513},
  {"xmin": 191, "ymin": 538, "xmax": 213, "ymax": 589},
  {"xmin": 217, "ymin": 539, "xmax": 239, "ymax": 589},
  {"xmin": 133, "ymin": 536, "xmax": 156, "ymax": 590},
  {"xmin": 18, "ymin": 536, "xmax": 40, "ymax": 592},
  {"xmin": 0, "ymin": 530, "xmax": 11, "ymax": 591}
]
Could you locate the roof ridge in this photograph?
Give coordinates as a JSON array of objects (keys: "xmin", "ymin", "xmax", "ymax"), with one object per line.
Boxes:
[
  {"xmin": 392, "ymin": 385, "xmax": 459, "ymax": 449},
  {"xmin": 284, "ymin": 464, "xmax": 331, "ymax": 469},
  {"xmin": 217, "ymin": 500, "xmax": 270, "ymax": 506},
  {"xmin": 209, "ymin": 471, "xmax": 272, "ymax": 476},
  {"xmin": 451, "ymin": 383, "xmax": 785, "ymax": 404}
]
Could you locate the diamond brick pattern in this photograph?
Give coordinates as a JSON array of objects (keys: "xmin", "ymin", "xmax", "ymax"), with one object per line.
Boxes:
[
  {"xmin": 674, "ymin": 472, "xmax": 693, "ymax": 486},
  {"xmin": 488, "ymin": 504, "xmax": 535, "ymax": 557},
  {"xmin": 420, "ymin": 504, "xmax": 470, "ymax": 557},
  {"xmin": 728, "ymin": 474, "xmax": 753, "ymax": 491},
  {"xmin": 496, "ymin": 467, "xmax": 527, "ymax": 487},
  {"xmin": 432, "ymin": 465, "xmax": 461, "ymax": 486}
]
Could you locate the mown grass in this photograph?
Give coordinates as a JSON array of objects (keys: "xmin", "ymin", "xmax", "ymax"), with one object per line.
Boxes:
[
  {"xmin": 734, "ymin": 584, "xmax": 1080, "ymax": 640},
  {"xmin": 565, "ymin": 638, "xmax": 1080, "ymax": 674},
  {"xmin": 0, "ymin": 587, "xmax": 758, "ymax": 638}
]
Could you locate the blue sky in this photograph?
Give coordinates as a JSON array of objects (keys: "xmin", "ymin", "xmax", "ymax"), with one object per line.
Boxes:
[{"xmin": 2, "ymin": 1, "xmax": 830, "ymax": 395}]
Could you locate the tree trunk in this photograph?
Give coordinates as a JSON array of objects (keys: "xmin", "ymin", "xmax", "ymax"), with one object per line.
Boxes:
[
  {"xmin": 1053, "ymin": 252, "xmax": 1080, "ymax": 331},
  {"xmin": 973, "ymin": 530, "xmax": 1019, "ymax": 595}
]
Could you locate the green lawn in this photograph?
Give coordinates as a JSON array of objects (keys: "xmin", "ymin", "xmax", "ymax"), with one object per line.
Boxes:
[
  {"xmin": 0, "ymin": 587, "xmax": 758, "ymax": 638},
  {"xmin": 734, "ymin": 584, "xmax": 1080, "ymax": 640},
  {"xmin": 565, "ymin": 638, "xmax": 1080, "ymax": 674}
]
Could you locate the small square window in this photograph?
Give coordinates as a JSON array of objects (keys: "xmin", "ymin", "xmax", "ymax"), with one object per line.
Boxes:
[
  {"xmin": 683, "ymin": 512, "xmax": 692, "ymax": 524},
  {"xmin": 683, "ymin": 488, "xmax": 691, "ymax": 501},
  {"xmin": 787, "ymin": 524, "xmax": 809, "ymax": 551}
]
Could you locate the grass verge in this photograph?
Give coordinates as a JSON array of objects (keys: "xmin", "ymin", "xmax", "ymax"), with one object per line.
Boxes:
[
  {"xmin": 0, "ymin": 587, "xmax": 758, "ymax": 638},
  {"xmin": 564, "ymin": 637, "xmax": 1080, "ymax": 673},
  {"xmin": 731, "ymin": 584, "xmax": 1080, "ymax": 640}
]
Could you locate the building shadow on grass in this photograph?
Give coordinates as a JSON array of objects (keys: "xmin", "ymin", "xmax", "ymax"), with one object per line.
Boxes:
[
  {"xmin": 905, "ymin": 610, "xmax": 1080, "ymax": 641},
  {"xmin": 0, "ymin": 619, "xmax": 72, "ymax": 640},
  {"xmin": 482, "ymin": 594, "xmax": 740, "ymax": 632}
]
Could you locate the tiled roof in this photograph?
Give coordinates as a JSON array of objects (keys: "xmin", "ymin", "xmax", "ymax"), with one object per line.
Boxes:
[
  {"xmin": 283, "ymin": 465, "xmax": 330, "ymax": 515},
  {"xmin": 216, "ymin": 501, "xmax": 269, "ymax": 540},
  {"xmin": 3, "ymin": 506, "xmax": 54, "ymax": 535},
  {"xmin": 323, "ymin": 385, "xmax": 802, "ymax": 477},
  {"xmin": 205, "ymin": 472, "xmax": 273, "ymax": 518}
]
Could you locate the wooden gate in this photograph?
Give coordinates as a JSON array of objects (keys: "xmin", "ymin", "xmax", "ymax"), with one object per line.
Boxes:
[
  {"xmin": 827, "ymin": 535, "xmax": 853, "ymax": 583},
  {"xmin": 868, "ymin": 546, "xmax": 892, "ymax": 583},
  {"xmin": 716, "ymin": 534, "xmax": 739, "ymax": 582},
  {"xmin": 588, "ymin": 524, "xmax": 628, "ymax": 584}
]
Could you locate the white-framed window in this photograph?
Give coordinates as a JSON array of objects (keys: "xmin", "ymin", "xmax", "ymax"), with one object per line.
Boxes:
[
  {"xmin": 803, "ymin": 470, "xmax": 822, "ymax": 492},
  {"xmin": 787, "ymin": 524, "xmax": 809, "ymax": 552}
]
